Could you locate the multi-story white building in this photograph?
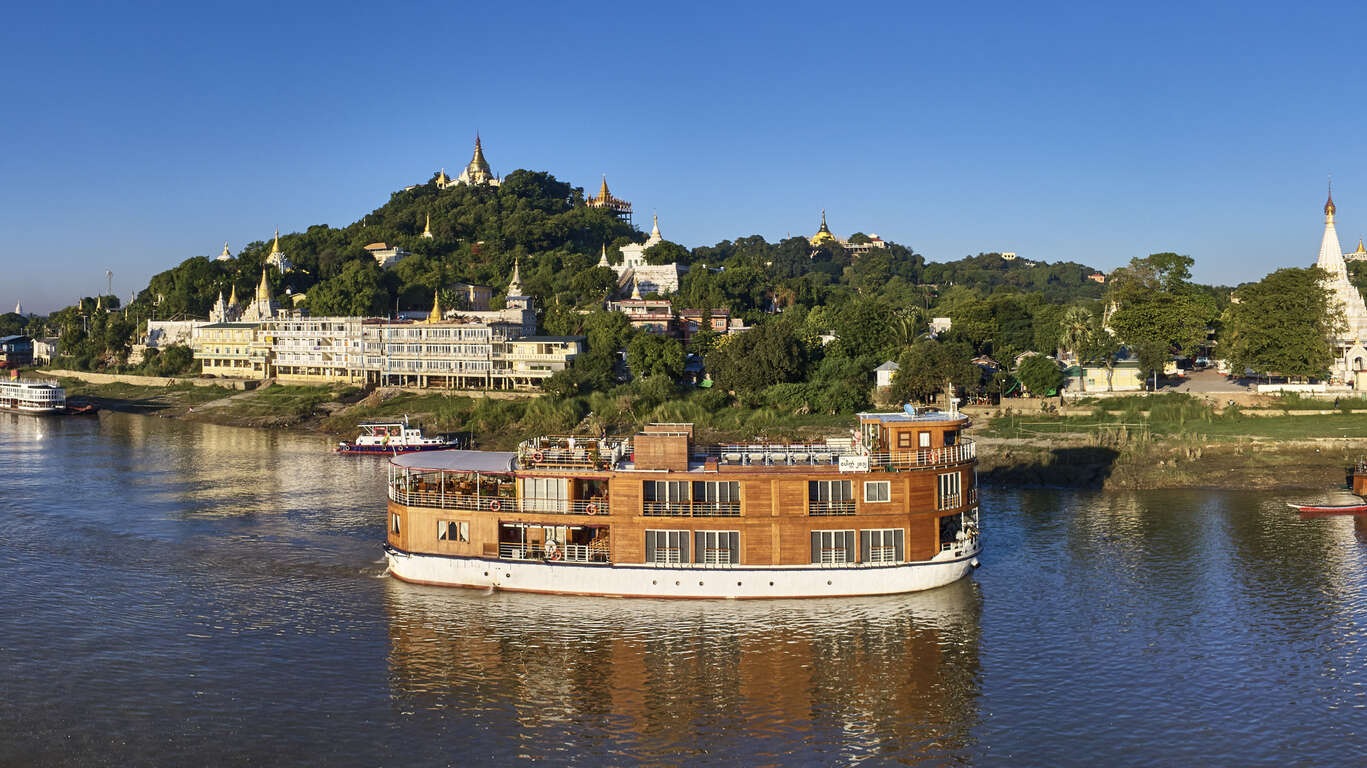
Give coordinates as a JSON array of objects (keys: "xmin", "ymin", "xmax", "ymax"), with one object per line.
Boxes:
[{"xmin": 193, "ymin": 266, "xmax": 581, "ymax": 390}]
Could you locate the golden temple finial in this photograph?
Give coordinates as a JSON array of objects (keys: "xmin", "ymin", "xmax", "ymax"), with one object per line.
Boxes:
[
  {"xmin": 270, "ymin": 229, "xmax": 281, "ymax": 255},
  {"xmin": 227, "ymin": 283, "xmax": 238, "ymax": 306},
  {"xmin": 1327, "ymin": 176, "xmax": 1336, "ymax": 217},
  {"xmin": 221, "ymin": 241, "xmax": 231, "ymax": 259},
  {"xmin": 599, "ymin": 175, "xmax": 610, "ymax": 201},
  {"xmin": 427, "ymin": 288, "xmax": 443, "ymax": 323},
  {"xmin": 257, "ymin": 268, "xmax": 272, "ymax": 303},
  {"xmin": 422, "ymin": 212, "xmax": 433, "ymax": 238}
]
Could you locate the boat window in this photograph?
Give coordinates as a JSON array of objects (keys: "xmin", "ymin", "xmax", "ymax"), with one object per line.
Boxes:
[
  {"xmin": 897, "ymin": 431, "xmax": 912, "ymax": 449},
  {"xmin": 523, "ymin": 477, "xmax": 569, "ymax": 513},
  {"xmin": 864, "ymin": 481, "xmax": 890, "ymax": 503},
  {"xmin": 919, "ymin": 431, "xmax": 932, "ymax": 448},
  {"xmin": 810, "ymin": 530, "xmax": 855, "ymax": 564},
  {"xmin": 437, "ymin": 520, "xmax": 469, "ymax": 542},
  {"xmin": 860, "ymin": 528, "xmax": 904, "ymax": 563},
  {"xmin": 695, "ymin": 531, "xmax": 740, "ymax": 564},
  {"xmin": 808, "ymin": 480, "xmax": 852, "ymax": 502},
  {"xmin": 645, "ymin": 530, "xmax": 690, "ymax": 564},
  {"xmin": 937, "ymin": 472, "xmax": 962, "ymax": 509},
  {"xmin": 691, "ymin": 481, "xmax": 740, "ymax": 510},
  {"xmin": 391, "ymin": 513, "xmax": 401, "ymax": 535}
]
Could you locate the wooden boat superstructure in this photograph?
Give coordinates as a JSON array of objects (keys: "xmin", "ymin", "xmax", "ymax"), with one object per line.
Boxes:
[{"xmin": 384, "ymin": 411, "xmax": 981, "ymax": 598}]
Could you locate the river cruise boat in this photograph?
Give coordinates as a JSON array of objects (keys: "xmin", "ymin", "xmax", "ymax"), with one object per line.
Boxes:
[
  {"xmin": 337, "ymin": 417, "xmax": 453, "ymax": 455},
  {"xmin": 383, "ymin": 409, "xmax": 981, "ymax": 599},
  {"xmin": 0, "ymin": 379, "xmax": 66, "ymax": 414}
]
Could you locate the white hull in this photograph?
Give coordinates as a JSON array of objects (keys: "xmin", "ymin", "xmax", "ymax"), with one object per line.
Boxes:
[{"xmin": 385, "ymin": 540, "xmax": 981, "ymax": 599}]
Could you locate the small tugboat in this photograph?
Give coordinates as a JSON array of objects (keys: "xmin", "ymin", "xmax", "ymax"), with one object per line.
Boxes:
[{"xmin": 336, "ymin": 416, "xmax": 453, "ymax": 455}]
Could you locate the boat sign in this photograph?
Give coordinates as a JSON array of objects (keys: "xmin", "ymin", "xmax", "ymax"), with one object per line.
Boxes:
[{"xmin": 839, "ymin": 455, "xmax": 870, "ymax": 473}]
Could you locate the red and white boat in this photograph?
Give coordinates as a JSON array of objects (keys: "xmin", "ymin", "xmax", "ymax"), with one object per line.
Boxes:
[
  {"xmin": 336, "ymin": 417, "xmax": 453, "ymax": 455},
  {"xmin": 1286, "ymin": 500, "xmax": 1367, "ymax": 516}
]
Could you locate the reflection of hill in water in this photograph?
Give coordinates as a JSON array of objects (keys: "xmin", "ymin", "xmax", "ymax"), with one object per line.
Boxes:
[{"xmin": 384, "ymin": 579, "xmax": 983, "ymax": 763}]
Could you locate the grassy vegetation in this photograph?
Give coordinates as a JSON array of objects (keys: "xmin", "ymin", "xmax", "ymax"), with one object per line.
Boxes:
[
  {"xmin": 197, "ymin": 384, "xmax": 357, "ymax": 427},
  {"xmin": 56, "ymin": 377, "xmax": 233, "ymax": 410},
  {"xmin": 987, "ymin": 393, "xmax": 1367, "ymax": 441}
]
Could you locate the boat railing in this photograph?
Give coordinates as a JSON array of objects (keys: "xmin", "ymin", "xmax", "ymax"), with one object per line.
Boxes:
[
  {"xmin": 702, "ymin": 439, "xmax": 975, "ymax": 469},
  {"xmin": 808, "ymin": 500, "xmax": 857, "ymax": 516},
  {"xmin": 641, "ymin": 501, "xmax": 741, "ymax": 517},
  {"xmin": 936, "ymin": 487, "xmax": 979, "ymax": 512},
  {"xmin": 498, "ymin": 542, "xmax": 610, "ymax": 563},
  {"xmin": 518, "ymin": 435, "xmax": 632, "ymax": 470},
  {"xmin": 390, "ymin": 486, "xmax": 609, "ymax": 516}
]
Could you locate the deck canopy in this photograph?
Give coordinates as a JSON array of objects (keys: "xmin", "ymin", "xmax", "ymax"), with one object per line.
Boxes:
[{"xmin": 391, "ymin": 450, "xmax": 517, "ymax": 473}]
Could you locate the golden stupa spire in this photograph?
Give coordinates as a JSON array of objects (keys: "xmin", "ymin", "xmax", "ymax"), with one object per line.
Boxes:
[
  {"xmin": 598, "ymin": 175, "xmax": 611, "ymax": 201},
  {"xmin": 437, "ymin": 167, "xmax": 448, "ymax": 185},
  {"xmin": 269, "ymin": 229, "xmax": 282, "ymax": 255},
  {"xmin": 221, "ymin": 241, "xmax": 231, "ymax": 258},
  {"xmin": 227, "ymin": 283, "xmax": 239, "ymax": 306},
  {"xmin": 427, "ymin": 288, "xmax": 443, "ymax": 323},
  {"xmin": 422, "ymin": 213, "xmax": 433, "ymax": 237},
  {"xmin": 256, "ymin": 268, "xmax": 272, "ymax": 303}
]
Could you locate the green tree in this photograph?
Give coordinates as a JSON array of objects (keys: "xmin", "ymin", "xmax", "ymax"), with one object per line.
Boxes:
[
  {"xmin": 1223, "ymin": 267, "xmax": 1339, "ymax": 379},
  {"xmin": 1056, "ymin": 305, "xmax": 1094, "ymax": 390},
  {"xmin": 643, "ymin": 240, "xmax": 690, "ymax": 266},
  {"xmin": 888, "ymin": 339, "xmax": 979, "ymax": 405},
  {"xmin": 627, "ymin": 333, "xmax": 685, "ymax": 380},
  {"xmin": 305, "ymin": 260, "xmax": 391, "ymax": 317},
  {"xmin": 1016, "ymin": 354, "xmax": 1064, "ymax": 397},
  {"xmin": 1107, "ymin": 253, "xmax": 1215, "ymax": 384},
  {"xmin": 705, "ymin": 321, "xmax": 808, "ymax": 395}
]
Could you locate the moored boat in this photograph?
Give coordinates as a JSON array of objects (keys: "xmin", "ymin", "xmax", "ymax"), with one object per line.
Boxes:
[
  {"xmin": 1287, "ymin": 501, "xmax": 1367, "ymax": 517},
  {"xmin": 337, "ymin": 416, "xmax": 453, "ymax": 455},
  {"xmin": 382, "ymin": 409, "xmax": 982, "ymax": 599},
  {"xmin": 0, "ymin": 379, "xmax": 67, "ymax": 414}
]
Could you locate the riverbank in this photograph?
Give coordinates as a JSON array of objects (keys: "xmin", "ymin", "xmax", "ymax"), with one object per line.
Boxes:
[{"xmin": 43, "ymin": 375, "xmax": 1367, "ymax": 491}]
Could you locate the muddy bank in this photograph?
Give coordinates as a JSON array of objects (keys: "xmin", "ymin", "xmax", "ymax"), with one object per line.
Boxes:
[{"xmin": 976, "ymin": 437, "xmax": 1360, "ymax": 491}]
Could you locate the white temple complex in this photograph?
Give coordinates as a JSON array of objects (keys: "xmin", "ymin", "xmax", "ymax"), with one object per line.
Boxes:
[
  {"xmin": 598, "ymin": 214, "xmax": 686, "ymax": 296},
  {"xmin": 1313, "ymin": 189, "xmax": 1367, "ymax": 387}
]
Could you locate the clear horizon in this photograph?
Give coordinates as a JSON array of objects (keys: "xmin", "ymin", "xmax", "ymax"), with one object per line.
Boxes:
[{"xmin": 4, "ymin": 1, "xmax": 1366, "ymax": 314}]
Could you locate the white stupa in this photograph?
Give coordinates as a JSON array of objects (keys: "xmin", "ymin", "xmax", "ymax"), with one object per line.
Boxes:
[{"xmin": 1315, "ymin": 188, "xmax": 1367, "ymax": 340}]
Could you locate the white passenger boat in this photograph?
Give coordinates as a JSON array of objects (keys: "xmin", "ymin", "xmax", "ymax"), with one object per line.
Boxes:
[{"xmin": 0, "ymin": 379, "xmax": 66, "ymax": 414}]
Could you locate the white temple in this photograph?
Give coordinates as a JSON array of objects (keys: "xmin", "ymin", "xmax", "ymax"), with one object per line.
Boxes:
[
  {"xmin": 1314, "ymin": 189, "xmax": 1367, "ymax": 386},
  {"xmin": 599, "ymin": 214, "xmax": 686, "ymax": 296},
  {"xmin": 265, "ymin": 230, "xmax": 293, "ymax": 272},
  {"xmin": 215, "ymin": 242, "xmax": 233, "ymax": 262}
]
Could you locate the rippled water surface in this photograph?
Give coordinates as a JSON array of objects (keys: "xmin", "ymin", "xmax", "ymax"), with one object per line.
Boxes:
[{"xmin": 3, "ymin": 413, "xmax": 1367, "ymax": 765}]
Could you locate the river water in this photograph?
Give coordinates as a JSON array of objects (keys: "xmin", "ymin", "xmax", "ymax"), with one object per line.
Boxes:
[{"xmin": 3, "ymin": 413, "xmax": 1366, "ymax": 766}]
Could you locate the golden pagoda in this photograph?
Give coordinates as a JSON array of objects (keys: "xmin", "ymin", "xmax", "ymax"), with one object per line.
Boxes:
[
  {"xmin": 586, "ymin": 175, "xmax": 633, "ymax": 223},
  {"xmin": 809, "ymin": 210, "xmax": 837, "ymax": 247},
  {"xmin": 427, "ymin": 289, "xmax": 444, "ymax": 323},
  {"xmin": 421, "ymin": 213, "xmax": 434, "ymax": 239}
]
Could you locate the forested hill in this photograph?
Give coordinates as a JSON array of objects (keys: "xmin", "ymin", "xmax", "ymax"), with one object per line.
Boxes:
[
  {"xmin": 117, "ymin": 166, "xmax": 1107, "ymax": 331},
  {"xmin": 130, "ymin": 170, "xmax": 640, "ymax": 320}
]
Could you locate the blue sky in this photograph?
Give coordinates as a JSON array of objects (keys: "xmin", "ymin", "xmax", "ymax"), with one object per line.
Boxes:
[{"xmin": 4, "ymin": 1, "xmax": 1367, "ymax": 312}]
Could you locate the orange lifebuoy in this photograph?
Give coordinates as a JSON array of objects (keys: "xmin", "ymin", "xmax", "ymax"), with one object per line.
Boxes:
[
  {"xmin": 488, "ymin": 499, "xmax": 501, "ymax": 512},
  {"xmin": 585, "ymin": 503, "xmax": 598, "ymax": 516},
  {"xmin": 532, "ymin": 450, "xmax": 544, "ymax": 462}
]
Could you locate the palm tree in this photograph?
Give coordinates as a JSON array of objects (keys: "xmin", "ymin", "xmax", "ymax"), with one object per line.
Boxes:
[{"xmin": 1058, "ymin": 305, "xmax": 1094, "ymax": 391}]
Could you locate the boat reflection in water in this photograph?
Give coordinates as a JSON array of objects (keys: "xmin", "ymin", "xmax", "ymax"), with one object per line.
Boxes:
[{"xmin": 383, "ymin": 577, "xmax": 983, "ymax": 763}]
